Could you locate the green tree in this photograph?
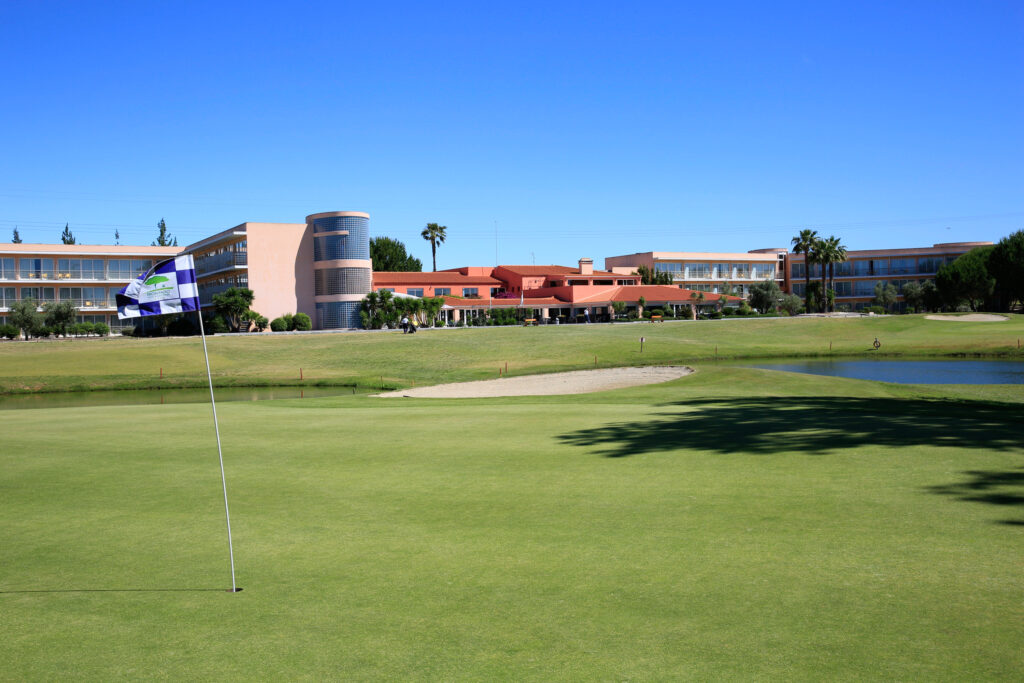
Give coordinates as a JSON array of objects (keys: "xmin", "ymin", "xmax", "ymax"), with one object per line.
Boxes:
[
  {"xmin": 779, "ymin": 293, "xmax": 803, "ymax": 316},
  {"xmin": 989, "ymin": 229, "xmax": 1024, "ymax": 311},
  {"xmin": 292, "ymin": 312, "xmax": 312, "ymax": 331},
  {"xmin": 901, "ymin": 281, "xmax": 924, "ymax": 312},
  {"xmin": 791, "ymin": 229, "xmax": 819, "ymax": 314},
  {"xmin": 635, "ymin": 264, "xmax": 673, "ymax": 285},
  {"xmin": 688, "ymin": 291, "xmax": 705, "ymax": 319},
  {"xmin": 370, "ymin": 236, "xmax": 422, "ymax": 272},
  {"xmin": 921, "ymin": 280, "xmax": 942, "ymax": 312},
  {"xmin": 152, "ymin": 218, "xmax": 177, "ymax": 247},
  {"xmin": 935, "ymin": 247, "xmax": 996, "ymax": 311},
  {"xmin": 61, "ymin": 223, "xmax": 76, "ymax": 244},
  {"xmin": 211, "ymin": 287, "xmax": 255, "ymax": 332},
  {"xmin": 612, "ymin": 301, "xmax": 626, "ymax": 318},
  {"xmin": 822, "ymin": 236, "xmax": 847, "ymax": 312},
  {"xmin": 8, "ymin": 298, "xmax": 42, "ymax": 339},
  {"xmin": 43, "ymin": 300, "xmax": 76, "ymax": 337},
  {"xmin": 420, "ymin": 223, "xmax": 447, "ymax": 272},
  {"xmin": 114, "ymin": 229, "xmax": 120, "ymax": 245},
  {"xmin": 637, "ymin": 296, "xmax": 646, "ymax": 317},
  {"xmin": 873, "ymin": 282, "xmax": 898, "ymax": 312},
  {"xmin": 12, "ymin": 227, "xmax": 22, "ymax": 243},
  {"xmin": 749, "ymin": 279, "xmax": 782, "ymax": 314}
]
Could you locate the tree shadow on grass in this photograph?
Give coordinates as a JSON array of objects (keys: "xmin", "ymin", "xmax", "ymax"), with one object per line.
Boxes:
[
  {"xmin": 558, "ymin": 397, "xmax": 1023, "ymax": 458},
  {"xmin": 927, "ymin": 466, "xmax": 1024, "ymax": 526},
  {"xmin": 558, "ymin": 396, "xmax": 1024, "ymax": 523}
]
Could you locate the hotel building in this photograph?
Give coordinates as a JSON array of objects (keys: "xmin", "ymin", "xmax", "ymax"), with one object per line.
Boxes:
[
  {"xmin": 787, "ymin": 242, "xmax": 993, "ymax": 311},
  {"xmin": 604, "ymin": 250, "xmax": 788, "ymax": 297},
  {"xmin": 0, "ymin": 243, "xmax": 181, "ymax": 331}
]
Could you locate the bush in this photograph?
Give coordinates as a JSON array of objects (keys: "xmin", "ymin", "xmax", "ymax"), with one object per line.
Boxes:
[
  {"xmin": 722, "ymin": 307, "xmax": 734, "ymax": 316},
  {"xmin": 80, "ymin": 322, "xmax": 95, "ymax": 336},
  {"xmin": 865, "ymin": 305, "xmax": 885, "ymax": 315},
  {"xmin": 293, "ymin": 312, "xmax": 312, "ymax": 331},
  {"xmin": 204, "ymin": 316, "xmax": 228, "ymax": 334},
  {"xmin": 270, "ymin": 317, "xmax": 289, "ymax": 332},
  {"xmin": 166, "ymin": 316, "xmax": 197, "ymax": 337},
  {"xmin": 121, "ymin": 326, "xmax": 135, "ymax": 337},
  {"xmin": 93, "ymin": 322, "xmax": 109, "ymax": 337},
  {"xmin": 282, "ymin": 313, "xmax": 294, "ymax": 329},
  {"xmin": 0, "ymin": 323, "xmax": 19, "ymax": 339},
  {"xmin": 708, "ymin": 310, "xmax": 723, "ymax": 319}
]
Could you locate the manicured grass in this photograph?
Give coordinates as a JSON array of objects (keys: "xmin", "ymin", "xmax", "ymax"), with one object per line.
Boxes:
[
  {"xmin": 1, "ymin": 314, "xmax": 1023, "ymax": 393},
  {"xmin": 2, "ymin": 367, "xmax": 1022, "ymax": 679}
]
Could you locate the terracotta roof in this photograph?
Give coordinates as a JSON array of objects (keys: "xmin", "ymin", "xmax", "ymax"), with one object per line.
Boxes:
[
  {"xmin": 373, "ymin": 272, "xmax": 502, "ymax": 285},
  {"xmin": 609, "ymin": 286, "xmax": 744, "ymax": 303},
  {"xmin": 441, "ymin": 296, "xmax": 563, "ymax": 308},
  {"xmin": 497, "ymin": 265, "xmax": 623, "ymax": 278}
]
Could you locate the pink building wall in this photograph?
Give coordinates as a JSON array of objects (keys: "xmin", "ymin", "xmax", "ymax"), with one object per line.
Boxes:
[{"xmin": 243, "ymin": 222, "xmax": 314, "ymax": 321}]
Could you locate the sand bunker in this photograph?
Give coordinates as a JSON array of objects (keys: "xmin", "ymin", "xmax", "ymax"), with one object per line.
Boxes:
[
  {"xmin": 925, "ymin": 314, "xmax": 1008, "ymax": 322},
  {"xmin": 376, "ymin": 366, "xmax": 693, "ymax": 398}
]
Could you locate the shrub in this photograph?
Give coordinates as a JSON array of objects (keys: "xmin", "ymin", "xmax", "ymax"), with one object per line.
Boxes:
[
  {"xmin": 204, "ymin": 316, "xmax": 228, "ymax": 334},
  {"xmin": 270, "ymin": 317, "xmax": 289, "ymax": 332},
  {"xmin": 282, "ymin": 313, "xmax": 294, "ymax": 330},
  {"xmin": 80, "ymin": 322, "xmax": 95, "ymax": 336},
  {"xmin": 93, "ymin": 322, "xmax": 109, "ymax": 337},
  {"xmin": 121, "ymin": 326, "xmax": 135, "ymax": 336},
  {"xmin": 865, "ymin": 305, "xmax": 885, "ymax": 315},
  {"xmin": 722, "ymin": 307, "xmax": 734, "ymax": 316},
  {"xmin": 0, "ymin": 324, "xmax": 18, "ymax": 339},
  {"xmin": 35, "ymin": 326, "xmax": 53, "ymax": 338},
  {"xmin": 708, "ymin": 310, "xmax": 723, "ymax": 319},
  {"xmin": 293, "ymin": 312, "xmax": 312, "ymax": 331}
]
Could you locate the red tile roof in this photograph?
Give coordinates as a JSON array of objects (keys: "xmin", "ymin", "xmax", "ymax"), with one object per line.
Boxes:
[
  {"xmin": 373, "ymin": 271, "xmax": 502, "ymax": 285},
  {"xmin": 498, "ymin": 265, "xmax": 624, "ymax": 278},
  {"xmin": 441, "ymin": 296, "xmax": 563, "ymax": 308}
]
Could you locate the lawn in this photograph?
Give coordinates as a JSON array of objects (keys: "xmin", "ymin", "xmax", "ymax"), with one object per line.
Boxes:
[
  {"xmin": 2, "ymin": 363, "xmax": 1022, "ymax": 679},
  {"xmin": 1, "ymin": 314, "xmax": 1023, "ymax": 394}
]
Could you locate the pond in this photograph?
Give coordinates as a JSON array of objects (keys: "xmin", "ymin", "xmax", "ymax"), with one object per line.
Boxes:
[
  {"xmin": 0, "ymin": 386, "xmax": 360, "ymax": 411},
  {"xmin": 746, "ymin": 359, "xmax": 1024, "ymax": 385}
]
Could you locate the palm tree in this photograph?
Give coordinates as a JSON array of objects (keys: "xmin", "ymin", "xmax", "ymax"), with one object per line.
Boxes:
[
  {"xmin": 824, "ymin": 236, "xmax": 847, "ymax": 313},
  {"xmin": 791, "ymin": 229, "xmax": 819, "ymax": 313},
  {"xmin": 689, "ymin": 290, "xmax": 704, "ymax": 320},
  {"xmin": 421, "ymin": 223, "xmax": 447, "ymax": 272},
  {"xmin": 810, "ymin": 237, "xmax": 830, "ymax": 313}
]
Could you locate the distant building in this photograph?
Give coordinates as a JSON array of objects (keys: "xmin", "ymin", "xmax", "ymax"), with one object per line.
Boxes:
[
  {"xmin": 604, "ymin": 250, "xmax": 788, "ymax": 298},
  {"xmin": 787, "ymin": 242, "xmax": 993, "ymax": 311}
]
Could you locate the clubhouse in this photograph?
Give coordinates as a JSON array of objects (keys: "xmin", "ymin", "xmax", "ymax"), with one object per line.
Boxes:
[{"xmin": 0, "ymin": 209, "xmax": 993, "ymax": 329}]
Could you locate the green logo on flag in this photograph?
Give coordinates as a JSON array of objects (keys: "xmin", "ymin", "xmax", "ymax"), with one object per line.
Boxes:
[{"xmin": 145, "ymin": 275, "xmax": 171, "ymax": 285}]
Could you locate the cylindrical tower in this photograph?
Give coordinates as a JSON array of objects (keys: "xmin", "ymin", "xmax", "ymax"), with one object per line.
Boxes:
[{"xmin": 308, "ymin": 211, "xmax": 371, "ymax": 329}]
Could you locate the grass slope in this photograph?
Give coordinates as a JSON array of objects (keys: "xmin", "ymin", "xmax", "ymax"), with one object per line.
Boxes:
[
  {"xmin": 2, "ymin": 367, "xmax": 1022, "ymax": 679},
  {"xmin": 1, "ymin": 314, "xmax": 1023, "ymax": 394}
]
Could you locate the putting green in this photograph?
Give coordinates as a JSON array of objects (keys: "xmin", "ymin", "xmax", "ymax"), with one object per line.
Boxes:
[{"xmin": 2, "ymin": 365, "xmax": 1022, "ymax": 679}]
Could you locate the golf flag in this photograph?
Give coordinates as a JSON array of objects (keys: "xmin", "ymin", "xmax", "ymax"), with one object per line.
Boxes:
[{"xmin": 116, "ymin": 255, "xmax": 200, "ymax": 319}]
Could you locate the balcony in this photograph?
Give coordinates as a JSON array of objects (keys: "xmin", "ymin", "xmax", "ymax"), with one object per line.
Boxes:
[{"xmin": 195, "ymin": 251, "xmax": 247, "ymax": 276}]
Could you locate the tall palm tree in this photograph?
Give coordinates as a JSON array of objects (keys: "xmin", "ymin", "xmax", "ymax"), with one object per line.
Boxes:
[
  {"xmin": 421, "ymin": 223, "xmax": 447, "ymax": 272},
  {"xmin": 810, "ymin": 237, "xmax": 831, "ymax": 313},
  {"xmin": 824, "ymin": 236, "xmax": 847, "ymax": 313},
  {"xmin": 791, "ymin": 229, "xmax": 819, "ymax": 313}
]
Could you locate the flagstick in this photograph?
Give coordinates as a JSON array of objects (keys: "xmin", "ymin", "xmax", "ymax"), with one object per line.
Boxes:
[{"xmin": 197, "ymin": 310, "xmax": 239, "ymax": 593}]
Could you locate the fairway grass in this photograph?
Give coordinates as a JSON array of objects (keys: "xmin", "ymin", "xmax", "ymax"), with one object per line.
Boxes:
[
  {"xmin": 1, "ymin": 314, "xmax": 1023, "ymax": 394},
  {"xmin": 2, "ymin": 366, "xmax": 1022, "ymax": 679}
]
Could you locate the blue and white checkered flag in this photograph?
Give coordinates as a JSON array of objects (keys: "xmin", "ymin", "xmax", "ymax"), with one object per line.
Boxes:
[{"xmin": 116, "ymin": 255, "xmax": 200, "ymax": 319}]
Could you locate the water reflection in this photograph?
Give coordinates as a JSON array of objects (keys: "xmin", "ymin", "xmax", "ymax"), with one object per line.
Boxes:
[
  {"xmin": 0, "ymin": 386, "xmax": 359, "ymax": 411},
  {"xmin": 746, "ymin": 359, "xmax": 1024, "ymax": 385}
]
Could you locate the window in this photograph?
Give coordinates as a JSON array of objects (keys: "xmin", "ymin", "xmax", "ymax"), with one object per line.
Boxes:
[
  {"xmin": 1, "ymin": 287, "xmax": 15, "ymax": 307},
  {"xmin": 19, "ymin": 287, "xmax": 55, "ymax": 302},
  {"xmin": 19, "ymin": 258, "xmax": 54, "ymax": 280},
  {"xmin": 462, "ymin": 287, "xmax": 478, "ymax": 297},
  {"xmin": 853, "ymin": 260, "xmax": 872, "ymax": 276},
  {"xmin": 435, "ymin": 287, "xmax": 451, "ymax": 296},
  {"xmin": 687, "ymin": 264, "xmax": 711, "ymax": 279},
  {"xmin": 733, "ymin": 264, "xmax": 750, "ymax": 279},
  {"xmin": 792, "ymin": 263, "xmax": 805, "ymax": 278},
  {"xmin": 108, "ymin": 259, "xmax": 152, "ymax": 279},
  {"xmin": 834, "ymin": 281, "xmax": 852, "ymax": 296},
  {"xmin": 855, "ymin": 280, "xmax": 880, "ymax": 296},
  {"xmin": 314, "ymin": 235, "xmax": 348, "ymax": 261},
  {"xmin": 890, "ymin": 258, "xmax": 914, "ymax": 275},
  {"xmin": 314, "ymin": 268, "xmax": 371, "ymax": 296},
  {"xmin": 407, "ymin": 288, "xmax": 424, "ymax": 297},
  {"xmin": 750, "ymin": 264, "xmax": 775, "ymax": 280},
  {"xmin": 0, "ymin": 258, "xmax": 14, "ymax": 279},
  {"xmin": 917, "ymin": 257, "xmax": 942, "ymax": 273},
  {"xmin": 654, "ymin": 262, "xmax": 682, "ymax": 273},
  {"xmin": 834, "ymin": 261, "xmax": 852, "ymax": 276}
]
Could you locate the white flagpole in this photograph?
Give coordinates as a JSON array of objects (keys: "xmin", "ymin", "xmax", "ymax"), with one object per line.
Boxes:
[{"xmin": 197, "ymin": 309, "xmax": 239, "ymax": 593}]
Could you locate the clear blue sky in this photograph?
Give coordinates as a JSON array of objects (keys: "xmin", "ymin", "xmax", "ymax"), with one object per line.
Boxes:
[{"xmin": 2, "ymin": 1, "xmax": 1021, "ymax": 268}]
